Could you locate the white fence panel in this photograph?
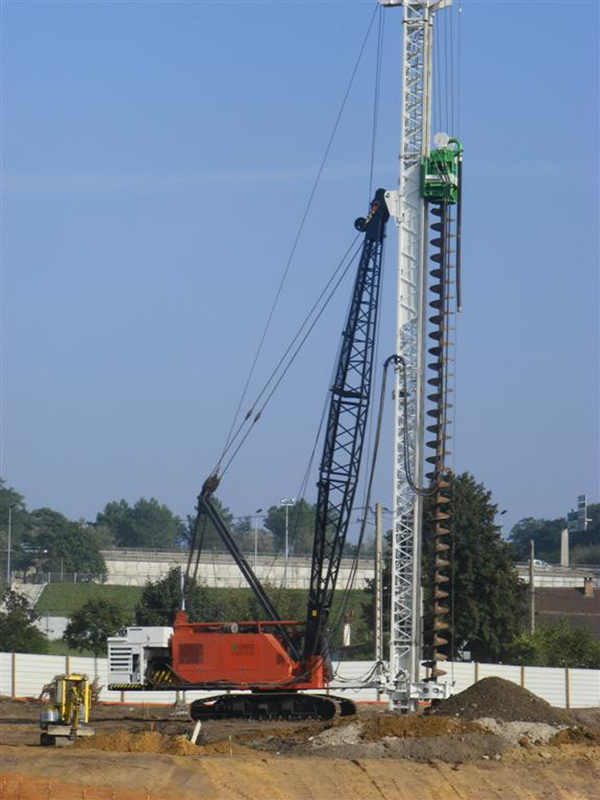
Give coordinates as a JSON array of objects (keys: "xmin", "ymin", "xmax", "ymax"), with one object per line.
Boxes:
[
  {"xmin": 13, "ymin": 654, "xmax": 65, "ymax": 698},
  {"xmin": 525, "ymin": 666, "xmax": 566, "ymax": 708},
  {"xmin": 478, "ymin": 663, "xmax": 522, "ymax": 684},
  {"xmin": 0, "ymin": 653, "xmax": 13, "ymax": 697},
  {"xmin": 568, "ymin": 669, "xmax": 600, "ymax": 709},
  {"xmin": 1, "ymin": 653, "xmax": 599, "ymax": 708},
  {"xmin": 329, "ymin": 660, "xmax": 379, "ymax": 701},
  {"xmin": 445, "ymin": 661, "xmax": 476, "ymax": 694},
  {"xmin": 69, "ymin": 655, "xmax": 103, "ymax": 680}
]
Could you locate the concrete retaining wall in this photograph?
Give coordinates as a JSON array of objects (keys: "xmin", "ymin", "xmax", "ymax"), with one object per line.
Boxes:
[{"xmin": 101, "ymin": 550, "xmax": 374, "ymax": 590}]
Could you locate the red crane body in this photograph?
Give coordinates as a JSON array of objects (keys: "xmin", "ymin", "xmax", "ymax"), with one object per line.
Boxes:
[{"xmin": 170, "ymin": 611, "xmax": 328, "ymax": 690}]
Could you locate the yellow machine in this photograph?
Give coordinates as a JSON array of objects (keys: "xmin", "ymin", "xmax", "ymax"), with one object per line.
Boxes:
[{"xmin": 39, "ymin": 673, "xmax": 95, "ymax": 746}]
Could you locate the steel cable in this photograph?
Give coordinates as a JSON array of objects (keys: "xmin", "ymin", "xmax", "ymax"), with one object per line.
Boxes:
[{"xmin": 218, "ymin": 4, "xmax": 382, "ymax": 468}]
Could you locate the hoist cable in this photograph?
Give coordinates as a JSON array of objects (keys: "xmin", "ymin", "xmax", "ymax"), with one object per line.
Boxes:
[
  {"xmin": 444, "ymin": 4, "xmax": 450, "ymax": 133},
  {"xmin": 457, "ymin": 1, "xmax": 463, "ymax": 137},
  {"xmin": 218, "ymin": 3, "xmax": 381, "ymax": 468},
  {"xmin": 362, "ymin": 6, "xmax": 385, "ymax": 519},
  {"xmin": 214, "ymin": 235, "xmax": 360, "ymax": 476},
  {"xmin": 433, "ymin": 17, "xmax": 443, "ymax": 134},
  {"xmin": 449, "ymin": 2, "xmax": 456, "ymax": 134},
  {"xmin": 218, "ymin": 240, "xmax": 364, "ymax": 480},
  {"xmin": 368, "ymin": 7, "xmax": 385, "ymax": 197}
]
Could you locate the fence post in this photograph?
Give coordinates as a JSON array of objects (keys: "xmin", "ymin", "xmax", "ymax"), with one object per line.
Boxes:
[
  {"xmin": 11, "ymin": 652, "xmax": 17, "ymax": 698},
  {"xmin": 565, "ymin": 667, "xmax": 571, "ymax": 709},
  {"xmin": 474, "ymin": 662, "xmax": 480, "ymax": 683},
  {"xmin": 520, "ymin": 665, "xmax": 525, "ymax": 688},
  {"xmin": 66, "ymin": 655, "xmax": 71, "ymax": 675}
]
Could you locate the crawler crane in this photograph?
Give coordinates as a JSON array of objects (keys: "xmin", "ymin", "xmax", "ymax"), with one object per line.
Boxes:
[
  {"xmin": 109, "ymin": 191, "xmax": 389, "ymax": 720},
  {"xmin": 109, "ymin": 0, "xmax": 463, "ymax": 717}
]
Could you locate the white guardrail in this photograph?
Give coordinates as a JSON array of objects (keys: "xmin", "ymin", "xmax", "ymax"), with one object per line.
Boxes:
[{"xmin": 1, "ymin": 654, "xmax": 599, "ymax": 709}]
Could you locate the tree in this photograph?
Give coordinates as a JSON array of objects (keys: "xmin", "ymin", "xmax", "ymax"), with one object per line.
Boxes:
[
  {"xmin": 363, "ymin": 472, "xmax": 527, "ymax": 663},
  {"xmin": 264, "ymin": 498, "xmax": 316, "ymax": 555},
  {"xmin": 509, "ymin": 517, "xmax": 565, "ymax": 562},
  {"xmin": 63, "ymin": 599, "xmax": 130, "ymax": 655},
  {"xmin": 96, "ymin": 498, "xmax": 186, "ymax": 550},
  {"xmin": 230, "ymin": 515, "xmax": 274, "ymax": 554},
  {"xmin": 0, "ymin": 480, "xmax": 34, "ymax": 577},
  {"xmin": 0, "ymin": 588, "xmax": 49, "ymax": 653},
  {"xmin": 135, "ymin": 568, "xmax": 213, "ymax": 625},
  {"xmin": 182, "ymin": 496, "xmax": 235, "ymax": 551},
  {"xmin": 507, "ymin": 618, "xmax": 600, "ymax": 669},
  {"xmin": 422, "ymin": 472, "xmax": 527, "ymax": 662},
  {"xmin": 30, "ymin": 509, "xmax": 107, "ymax": 580},
  {"xmin": 509, "ymin": 504, "xmax": 599, "ymax": 564}
]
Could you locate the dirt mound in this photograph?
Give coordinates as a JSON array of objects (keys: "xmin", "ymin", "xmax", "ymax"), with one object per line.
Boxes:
[
  {"xmin": 432, "ymin": 677, "xmax": 573, "ymax": 725},
  {"xmin": 362, "ymin": 714, "xmax": 481, "ymax": 740},
  {"xmin": 200, "ymin": 740, "xmax": 263, "ymax": 757},
  {"xmin": 569, "ymin": 708, "xmax": 600, "ymax": 733},
  {"xmin": 75, "ymin": 729, "xmax": 199, "ymax": 755},
  {"xmin": 549, "ymin": 727, "xmax": 600, "ymax": 746}
]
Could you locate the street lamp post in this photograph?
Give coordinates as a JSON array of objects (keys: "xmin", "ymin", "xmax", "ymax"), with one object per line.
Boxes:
[
  {"xmin": 499, "ymin": 509, "xmax": 507, "ymax": 537},
  {"xmin": 280, "ymin": 498, "xmax": 296, "ymax": 578},
  {"xmin": 253, "ymin": 509, "xmax": 263, "ymax": 569},
  {"xmin": 7, "ymin": 505, "xmax": 14, "ymax": 585}
]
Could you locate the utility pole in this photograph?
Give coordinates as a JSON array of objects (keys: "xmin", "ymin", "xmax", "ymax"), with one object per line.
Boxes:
[
  {"xmin": 280, "ymin": 498, "xmax": 295, "ymax": 583},
  {"xmin": 253, "ymin": 509, "xmax": 263, "ymax": 569},
  {"xmin": 529, "ymin": 539, "xmax": 535, "ymax": 634},
  {"xmin": 7, "ymin": 505, "xmax": 14, "ymax": 584}
]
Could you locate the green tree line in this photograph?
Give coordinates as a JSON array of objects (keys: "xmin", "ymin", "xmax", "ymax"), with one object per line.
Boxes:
[
  {"xmin": 0, "ymin": 479, "xmax": 373, "ymax": 583},
  {"xmin": 509, "ymin": 504, "xmax": 600, "ymax": 565}
]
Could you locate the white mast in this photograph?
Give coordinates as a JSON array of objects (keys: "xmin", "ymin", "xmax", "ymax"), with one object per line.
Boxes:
[{"xmin": 380, "ymin": 0, "xmax": 452, "ymax": 711}]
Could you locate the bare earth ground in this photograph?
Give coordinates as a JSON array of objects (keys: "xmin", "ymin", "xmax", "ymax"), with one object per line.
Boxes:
[{"xmin": 1, "ymin": 688, "xmax": 599, "ymax": 800}]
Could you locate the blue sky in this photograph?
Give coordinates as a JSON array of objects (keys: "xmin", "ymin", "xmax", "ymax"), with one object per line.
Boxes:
[{"xmin": 1, "ymin": 0, "xmax": 598, "ymax": 539}]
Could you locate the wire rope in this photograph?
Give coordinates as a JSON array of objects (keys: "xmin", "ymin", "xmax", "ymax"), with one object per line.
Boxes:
[
  {"xmin": 433, "ymin": 13, "xmax": 443, "ymax": 135},
  {"xmin": 218, "ymin": 3, "xmax": 381, "ymax": 467},
  {"xmin": 457, "ymin": 1, "xmax": 463, "ymax": 137},
  {"xmin": 218, "ymin": 239, "xmax": 364, "ymax": 479},
  {"xmin": 368, "ymin": 6, "xmax": 385, "ymax": 196},
  {"xmin": 449, "ymin": 2, "xmax": 456, "ymax": 134},
  {"xmin": 361, "ymin": 4, "xmax": 386, "ymax": 519},
  {"xmin": 215, "ymin": 234, "xmax": 360, "ymax": 472}
]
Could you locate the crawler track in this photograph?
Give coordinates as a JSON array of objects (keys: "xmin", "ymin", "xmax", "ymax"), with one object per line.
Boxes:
[{"xmin": 190, "ymin": 693, "xmax": 356, "ymax": 721}]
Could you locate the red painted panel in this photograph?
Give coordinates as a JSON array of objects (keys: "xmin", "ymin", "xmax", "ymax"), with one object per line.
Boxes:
[{"xmin": 169, "ymin": 614, "xmax": 327, "ymax": 689}]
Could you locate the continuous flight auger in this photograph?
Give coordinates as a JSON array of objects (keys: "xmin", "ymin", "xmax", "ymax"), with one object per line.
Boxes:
[{"xmin": 421, "ymin": 137, "xmax": 463, "ymax": 678}]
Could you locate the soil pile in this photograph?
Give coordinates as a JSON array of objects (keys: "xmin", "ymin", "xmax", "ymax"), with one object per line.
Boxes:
[
  {"xmin": 432, "ymin": 677, "xmax": 573, "ymax": 725},
  {"xmin": 549, "ymin": 727, "xmax": 600, "ymax": 746},
  {"xmin": 361, "ymin": 714, "xmax": 481, "ymax": 740},
  {"xmin": 75, "ymin": 730, "xmax": 199, "ymax": 755}
]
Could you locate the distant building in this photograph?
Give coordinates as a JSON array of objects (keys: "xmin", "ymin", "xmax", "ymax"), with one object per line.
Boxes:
[{"xmin": 535, "ymin": 578, "xmax": 600, "ymax": 638}]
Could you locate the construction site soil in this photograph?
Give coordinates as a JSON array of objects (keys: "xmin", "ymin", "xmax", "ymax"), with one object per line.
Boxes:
[{"xmin": 1, "ymin": 678, "xmax": 599, "ymax": 799}]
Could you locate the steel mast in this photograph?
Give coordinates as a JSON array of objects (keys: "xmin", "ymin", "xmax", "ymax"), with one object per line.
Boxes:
[{"xmin": 380, "ymin": 0, "xmax": 453, "ymax": 711}]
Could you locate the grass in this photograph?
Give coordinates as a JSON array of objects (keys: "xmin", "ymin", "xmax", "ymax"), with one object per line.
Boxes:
[
  {"xmin": 35, "ymin": 583, "xmax": 370, "ymax": 626},
  {"xmin": 45, "ymin": 639, "xmax": 97, "ymax": 658},
  {"xmin": 36, "ymin": 584, "xmax": 143, "ymax": 617},
  {"xmin": 34, "ymin": 583, "xmax": 373, "ymax": 658}
]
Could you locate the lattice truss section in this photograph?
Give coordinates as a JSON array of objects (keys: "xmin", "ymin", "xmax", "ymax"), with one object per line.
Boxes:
[
  {"xmin": 390, "ymin": 1, "xmax": 432, "ymax": 692},
  {"xmin": 306, "ymin": 231, "xmax": 386, "ymax": 653}
]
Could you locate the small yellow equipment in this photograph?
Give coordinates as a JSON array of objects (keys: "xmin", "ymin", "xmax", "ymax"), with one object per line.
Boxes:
[{"xmin": 39, "ymin": 673, "xmax": 95, "ymax": 746}]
